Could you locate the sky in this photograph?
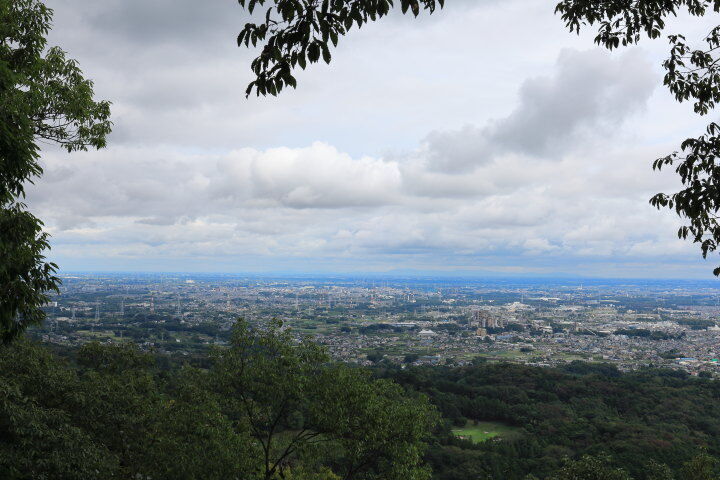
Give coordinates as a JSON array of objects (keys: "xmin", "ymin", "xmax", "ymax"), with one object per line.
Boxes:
[{"xmin": 25, "ymin": 0, "xmax": 720, "ymax": 278}]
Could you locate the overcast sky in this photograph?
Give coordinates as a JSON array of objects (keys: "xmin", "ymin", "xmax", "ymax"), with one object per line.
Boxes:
[{"xmin": 27, "ymin": 0, "xmax": 720, "ymax": 278}]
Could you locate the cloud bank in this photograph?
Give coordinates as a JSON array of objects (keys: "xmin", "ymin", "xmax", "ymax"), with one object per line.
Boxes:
[{"xmin": 28, "ymin": 0, "xmax": 713, "ymax": 277}]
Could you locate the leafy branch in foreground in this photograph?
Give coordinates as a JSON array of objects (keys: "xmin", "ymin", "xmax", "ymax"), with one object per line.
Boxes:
[
  {"xmin": 237, "ymin": 0, "xmax": 444, "ymax": 96},
  {"xmin": 0, "ymin": 0, "xmax": 111, "ymax": 342}
]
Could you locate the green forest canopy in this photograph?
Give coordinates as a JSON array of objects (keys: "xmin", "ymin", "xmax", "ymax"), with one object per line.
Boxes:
[{"xmin": 4, "ymin": 319, "xmax": 720, "ymax": 479}]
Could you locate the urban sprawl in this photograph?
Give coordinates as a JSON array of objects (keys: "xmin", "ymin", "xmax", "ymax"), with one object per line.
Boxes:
[{"xmin": 37, "ymin": 274, "xmax": 720, "ymax": 376}]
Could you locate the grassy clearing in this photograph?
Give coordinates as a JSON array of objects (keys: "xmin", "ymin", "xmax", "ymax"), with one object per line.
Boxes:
[
  {"xmin": 451, "ymin": 421, "xmax": 520, "ymax": 443},
  {"xmin": 76, "ymin": 330, "xmax": 122, "ymax": 341}
]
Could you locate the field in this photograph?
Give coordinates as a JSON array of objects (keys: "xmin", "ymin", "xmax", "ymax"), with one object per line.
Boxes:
[{"xmin": 451, "ymin": 421, "xmax": 520, "ymax": 443}]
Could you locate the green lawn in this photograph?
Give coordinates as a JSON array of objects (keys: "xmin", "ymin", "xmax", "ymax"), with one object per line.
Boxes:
[{"xmin": 451, "ymin": 421, "xmax": 520, "ymax": 443}]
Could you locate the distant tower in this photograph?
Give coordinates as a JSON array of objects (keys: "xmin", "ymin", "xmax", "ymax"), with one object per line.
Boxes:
[
  {"xmin": 295, "ymin": 293, "xmax": 299, "ymax": 311},
  {"xmin": 120, "ymin": 298, "xmax": 125, "ymax": 316},
  {"xmin": 95, "ymin": 302, "xmax": 100, "ymax": 321},
  {"xmin": 150, "ymin": 296, "xmax": 155, "ymax": 314},
  {"xmin": 176, "ymin": 297, "xmax": 181, "ymax": 316},
  {"xmin": 71, "ymin": 307, "xmax": 76, "ymax": 320}
]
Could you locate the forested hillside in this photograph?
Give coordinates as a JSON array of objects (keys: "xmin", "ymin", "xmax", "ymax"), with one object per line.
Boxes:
[
  {"xmin": 0, "ymin": 320, "xmax": 433, "ymax": 480},
  {"xmin": 3, "ymin": 322, "xmax": 720, "ymax": 479},
  {"xmin": 381, "ymin": 361, "xmax": 720, "ymax": 479}
]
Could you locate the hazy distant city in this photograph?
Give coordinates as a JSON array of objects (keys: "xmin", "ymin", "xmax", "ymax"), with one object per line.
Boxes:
[{"xmin": 35, "ymin": 273, "xmax": 720, "ymax": 375}]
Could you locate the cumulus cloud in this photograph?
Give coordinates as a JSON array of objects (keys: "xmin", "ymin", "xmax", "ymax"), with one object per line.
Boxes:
[{"xmin": 33, "ymin": 142, "xmax": 401, "ymax": 226}]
